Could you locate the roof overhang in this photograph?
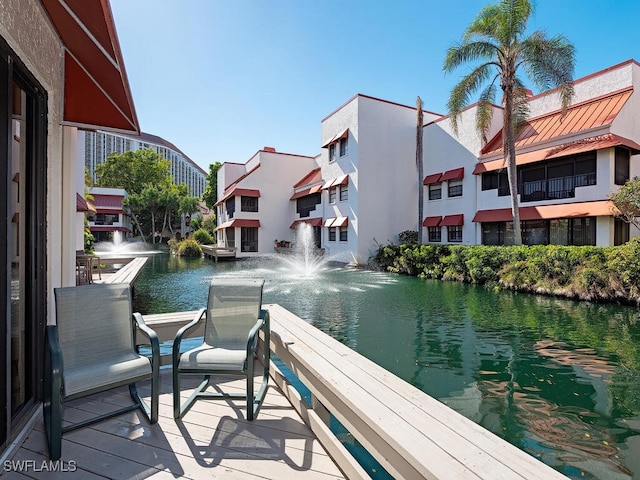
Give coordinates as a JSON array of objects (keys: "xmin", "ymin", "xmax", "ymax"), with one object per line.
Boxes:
[
  {"xmin": 472, "ymin": 201, "xmax": 618, "ymax": 222},
  {"xmin": 216, "ymin": 219, "xmax": 261, "ymax": 230},
  {"xmin": 41, "ymin": 0, "xmax": 139, "ymax": 134},
  {"xmin": 290, "ymin": 185, "xmax": 323, "ymax": 200},
  {"xmin": 215, "ymin": 188, "xmax": 261, "ymax": 206},
  {"xmin": 474, "ymin": 134, "xmax": 640, "ymax": 174},
  {"xmin": 76, "ymin": 193, "xmax": 97, "ymax": 213},
  {"xmin": 290, "ymin": 217, "xmax": 323, "ymax": 228}
]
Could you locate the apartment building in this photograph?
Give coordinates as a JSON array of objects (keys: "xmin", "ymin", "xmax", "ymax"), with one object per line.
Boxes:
[
  {"xmin": 217, "ymin": 60, "xmax": 640, "ymax": 265},
  {"xmin": 83, "ymin": 130, "xmax": 208, "ymax": 197},
  {"xmin": 86, "ymin": 187, "xmax": 133, "ymax": 242}
]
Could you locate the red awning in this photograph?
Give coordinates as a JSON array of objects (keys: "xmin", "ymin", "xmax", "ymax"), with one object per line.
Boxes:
[
  {"xmin": 290, "ymin": 185, "xmax": 322, "ymax": 200},
  {"xmin": 440, "ymin": 214, "xmax": 464, "ymax": 226},
  {"xmin": 472, "ymin": 201, "xmax": 617, "ymax": 222},
  {"xmin": 41, "ymin": 0, "xmax": 139, "ymax": 133},
  {"xmin": 441, "ymin": 167, "xmax": 464, "ymax": 181},
  {"xmin": 423, "ymin": 173, "xmax": 442, "ymax": 185},
  {"xmin": 321, "ymin": 129, "xmax": 349, "ymax": 148},
  {"xmin": 215, "ymin": 188, "xmax": 261, "ymax": 206},
  {"xmin": 324, "ymin": 218, "xmax": 335, "ymax": 227},
  {"xmin": 332, "ymin": 216, "xmax": 348, "ymax": 227},
  {"xmin": 76, "ymin": 193, "xmax": 97, "ymax": 213},
  {"xmin": 290, "ymin": 217, "xmax": 323, "ymax": 228},
  {"xmin": 422, "ymin": 216, "xmax": 442, "ymax": 227},
  {"xmin": 216, "ymin": 219, "xmax": 261, "ymax": 230},
  {"xmin": 323, "ymin": 174, "xmax": 349, "ymax": 189}
]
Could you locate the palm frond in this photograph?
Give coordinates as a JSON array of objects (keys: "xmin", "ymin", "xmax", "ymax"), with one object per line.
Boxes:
[{"xmin": 446, "ymin": 64, "xmax": 494, "ymax": 134}]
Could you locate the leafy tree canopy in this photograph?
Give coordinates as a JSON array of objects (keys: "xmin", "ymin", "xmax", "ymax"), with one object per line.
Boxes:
[
  {"xmin": 95, "ymin": 148, "xmax": 172, "ymax": 195},
  {"xmin": 202, "ymin": 162, "xmax": 222, "ymax": 208},
  {"xmin": 610, "ymin": 177, "xmax": 640, "ymax": 231}
]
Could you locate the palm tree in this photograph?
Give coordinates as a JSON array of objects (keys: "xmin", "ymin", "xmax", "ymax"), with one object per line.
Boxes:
[
  {"xmin": 416, "ymin": 96, "xmax": 424, "ymax": 244},
  {"xmin": 443, "ymin": 0, "xmax": 575, "ymax": 245}
]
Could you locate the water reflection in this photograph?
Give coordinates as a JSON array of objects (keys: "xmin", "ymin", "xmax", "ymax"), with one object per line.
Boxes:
[{"xmin": 133, "ymin": 254, "xmax": 640, "ymax": 480}]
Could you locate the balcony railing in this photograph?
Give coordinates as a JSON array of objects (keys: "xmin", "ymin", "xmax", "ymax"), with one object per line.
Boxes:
[{"xmin": 521, "ymin": 173, "xmax": 595, "ymax": 202}]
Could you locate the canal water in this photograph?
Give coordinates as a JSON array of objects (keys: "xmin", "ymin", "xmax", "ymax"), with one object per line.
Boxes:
[{"xmin": 133, "ymin": 253, "xmax": 640, "ymax": 480}]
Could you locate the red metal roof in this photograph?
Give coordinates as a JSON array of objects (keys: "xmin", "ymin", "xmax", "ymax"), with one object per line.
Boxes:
[
  {"xmin": 422, "ymin": 216, "xmax": 442, "ymax": 227},
  {"xmin": 290, "ymin": 185, "xmax": 322, "ymax": 200},
  {"xmin": 91, "ymin": 194, "xmax": 124, "ymax": 209},
  {"xmin": 41, "ymin": 0, "xmax": 139, "ymax": 133},
  {"xmin": 472, "ymin": 201, "xmax": 617, "ymax": 222},
  {"xmin": 423, "ymin": 173, "xmax": 442, "ymax": 185},
  {"xmin": 481, "ymin": 87, "xmax": 633, "ymax": 157},
  {"xmin": 290, "ymin": 218, "xmax": 323, "ymax": 228},
  {"xmin": 293, "ymin": 168, "xmax": 323, "ymax": 188},
  {"xmin": 441, "ymin": 167, "xmax": 464, "ymax": 181},
  {"xmin": 473, "ymin": 133, "xmax": 640, "ymax": 174},
  {"xmin": 76, "ymin": 193, "xmax": 96, "ymax": 213},
  {"xmin": 440, "ymin": 214, "xmax": 464, "ymax": 226}
]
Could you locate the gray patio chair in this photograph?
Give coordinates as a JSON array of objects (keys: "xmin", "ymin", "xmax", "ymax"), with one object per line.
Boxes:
[
  {"xmin": 44, "ymin": 283, "xmax": 159, "ymax": 460},
  {"xmin": 172, "ymin": 278, "xmax": 270, "ymax": 420}
]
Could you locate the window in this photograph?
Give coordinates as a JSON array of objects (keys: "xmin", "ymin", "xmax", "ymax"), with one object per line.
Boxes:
[
  {"xmin": 482, "ymin": 222, "xmax": 516, "ymax": 246},
  {"xmin": 520, "ymin": 154, "xmax": 596, "ymax": 202},
  {"xmin": 328, "ymin": 227, "xmax": 336, "ymax": 241},
  {"xmin": 329, "ymin": 186, "xmax": 337, "ymax": 203},
  {"xmin": 339, "ymin": 226, "xmax": 348, "ymax": 241},
  {"xmin": 614, "ymin": 218, "xmax": 629, "ymax": 245},
  {"xmin": 240, "ymin": 195, "xmax": 258, "ymax": 212},
  {"xmin": 615, "ymin": 147, "xmax": 630, "ymax": 185},
  {"xmin": 225, "ymin": 197, "xmax": 235, "ymax": 218},
  {"xmin": 428, "ymin": 183, "xmax": 442, "ymax": 200},
  {"xmin": 339, "ymin": 183, "xmax": 348, "ymax": 201},
  {"xmin": 240, "ymin": 227, "xmax": 258, "ymax": 252},
  {"xmin": 226, "ymin": 227, "xmax": 235, "ymax": 248},
  {"xmin": 329, "ymin": 143, "xmax": 336, "ymax": 162},
  {"xmin": 296, "ymin": 192, "xmax": 321, "ymax": 217},
  {"xmin": 448, "ymin": 179, "xmax": 463, "ymax": 197},
  {"xmin": 428, "ymin": 227, "xmax": 441, "ymax": 242},
  {"xmin": 447, "ymin": 226, "xmax": 462, "ymax": 243},
  {"xmin": 339, "ymin": 137, "xmax": 348, "ymax": 156}
]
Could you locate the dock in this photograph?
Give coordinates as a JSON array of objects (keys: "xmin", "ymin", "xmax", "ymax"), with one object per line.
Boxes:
[{"xmin": 201, "ymin": 245, "xmax": 237, "ymax": 261}]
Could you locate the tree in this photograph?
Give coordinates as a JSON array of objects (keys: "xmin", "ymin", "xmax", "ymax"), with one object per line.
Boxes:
[
  {"xmin": 416, "ymin": 96, "xmax": 424, "ymax": 244},
  {"xmin": 202, "ymin": 162, "xmax": 222, "ymax": 209},
  {"xmin": 610, "ymin": 177, "xmax": 640, "ymax": 232},
  {"xmin": 443, "ymin": 0, "xmax": 574, "ymax": 245},
  {"xmin": 95, "ymin": 148, "xmax": 172, "ymax": 195}
]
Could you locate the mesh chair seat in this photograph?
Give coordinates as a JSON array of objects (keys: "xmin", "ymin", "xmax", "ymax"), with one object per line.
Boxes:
[
  {"xmin": 179, "ymin": 344, "xmax": 247, "ymax": 371},
  {"xmin": 64, "ymin": 353, "xmax": 153, "ymax": 398}
]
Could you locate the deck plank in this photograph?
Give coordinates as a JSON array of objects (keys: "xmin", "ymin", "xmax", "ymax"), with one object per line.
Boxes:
[{"xmin": 4, "ymin": 369, "xmax": 345, "ymax": 480}]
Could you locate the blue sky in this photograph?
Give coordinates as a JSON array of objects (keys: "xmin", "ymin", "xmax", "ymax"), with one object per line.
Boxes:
[{"xmin": 110, "ymin": 0, "xmax": 640, "ymax": 171}]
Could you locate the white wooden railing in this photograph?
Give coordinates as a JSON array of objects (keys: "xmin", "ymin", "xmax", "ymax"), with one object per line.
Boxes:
[{"xmin": 140, "ymin": 304, "xmax": 568, "ymax": 480}]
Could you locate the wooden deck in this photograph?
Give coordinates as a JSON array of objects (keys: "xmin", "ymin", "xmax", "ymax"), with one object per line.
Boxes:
[
  {"xmin": 2, "ymin": 369, "xmax": 345, "ymax": 479},
  {"xmin": 201, "ymin": 245, "xmax": 237, "ymax": 261}
]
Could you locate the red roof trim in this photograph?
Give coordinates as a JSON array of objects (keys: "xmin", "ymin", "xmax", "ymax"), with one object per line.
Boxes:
[
  {"xmin": 472, "ymin": 201, "xmax": 617, "ymax": 222},
  {"xmin": 216, "ymin": 219, "xmax": 261, "ymax": 229},
  {"xmin": 290, "ymin": 217, "xmax": 323, "ymax": 228}
]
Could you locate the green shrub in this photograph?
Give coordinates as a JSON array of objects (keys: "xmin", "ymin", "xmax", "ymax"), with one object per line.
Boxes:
[
  {"xmin": 398, "ymin": 230, "xmax": 418, "ymax": 245},
  {"xmin": 167, "ymin": 238, "xmax": 180, "ymax": 254},
  {"xmin": 177, "ymin": 238, "xmax": 203, "ymax": 257},
  {"xmin": 193, "ymin": 228, "xmax": 214, "ymax": 245}
]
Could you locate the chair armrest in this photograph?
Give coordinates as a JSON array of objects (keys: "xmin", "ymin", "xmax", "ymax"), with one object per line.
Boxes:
[
  {"xmin": 246, "ymin": 309, "xmax": 270, "ymax": 356},
  {"xmin": 172, "ymin": 307, "xmax": 206, "ymax": 367},
  {"xmin": 133, "ymin": 313, "xmax": 160, "ymax": 365}
]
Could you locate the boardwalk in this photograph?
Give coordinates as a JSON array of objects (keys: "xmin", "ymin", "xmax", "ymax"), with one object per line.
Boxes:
[{"xmin": 2, "ymin": 370, "xmax": 344, "ymax": 479}]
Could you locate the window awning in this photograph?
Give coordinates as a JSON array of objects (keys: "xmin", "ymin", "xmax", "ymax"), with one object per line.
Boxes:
[
  {"xmin": 290, "ymin": 185, "xmax": 323, "ymax": 200},
  {"xmin": 216, "ymin": 219, "xmax": 261, "ymax": 230},
  {"xmin": 321, "ymin": 129, "xmax": 349, "ymax": 148},
  {"xmin": 423, "ymin": 173, "xmax": 442, "ymax": 185},
  {"xmin": 440, "ymin": 214, "xmax": 464, "ymax": 226},
  {"xmin": 323, "ymin": 217, "xmax": 349, "ymax": 227},
  {"xmin": 290, "ymin": 217, "xmax": 323, "ymax": 228},
  {"xmin": 472, "ymin": 201, "xmax": 618, "ymax": 222},
  {"xmin": 41, "ymin": 0, "xmax": 139, "ymax": 133},
  {"xmin": 323, "ymin": 174, "xmax": 349, "ymax": 189},
  {"xmin": 76, "ymin": 193, "xmax": 97, "ymax": 213},
  {"xmin": 441, "ymin": 167, "xmax": 464, "ymax": 181},
  {"xmin": 215, "ymin": 188, "xmax": 261, "ymax": 206},
  {"xmin": 474, "ymin": 134, "xmax": 640, "ymax": 174},
  {"xmin": 422, "ymin": 216, "xmax": 442, "ymax": 227}
]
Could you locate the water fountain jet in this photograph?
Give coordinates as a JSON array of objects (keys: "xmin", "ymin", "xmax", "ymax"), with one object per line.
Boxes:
[{"xmin": 274, "ymin": 223, "xmax": 328, "ymax": 277}]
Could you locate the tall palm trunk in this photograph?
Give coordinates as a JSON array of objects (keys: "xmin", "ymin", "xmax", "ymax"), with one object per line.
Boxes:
[
  {"xmin": 502, "ymin": 67, "xmax": 522, "ymax": 245},
  {"xmin": 416, "ymin": 96, "xmax": 424, "ymax": 244}
]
